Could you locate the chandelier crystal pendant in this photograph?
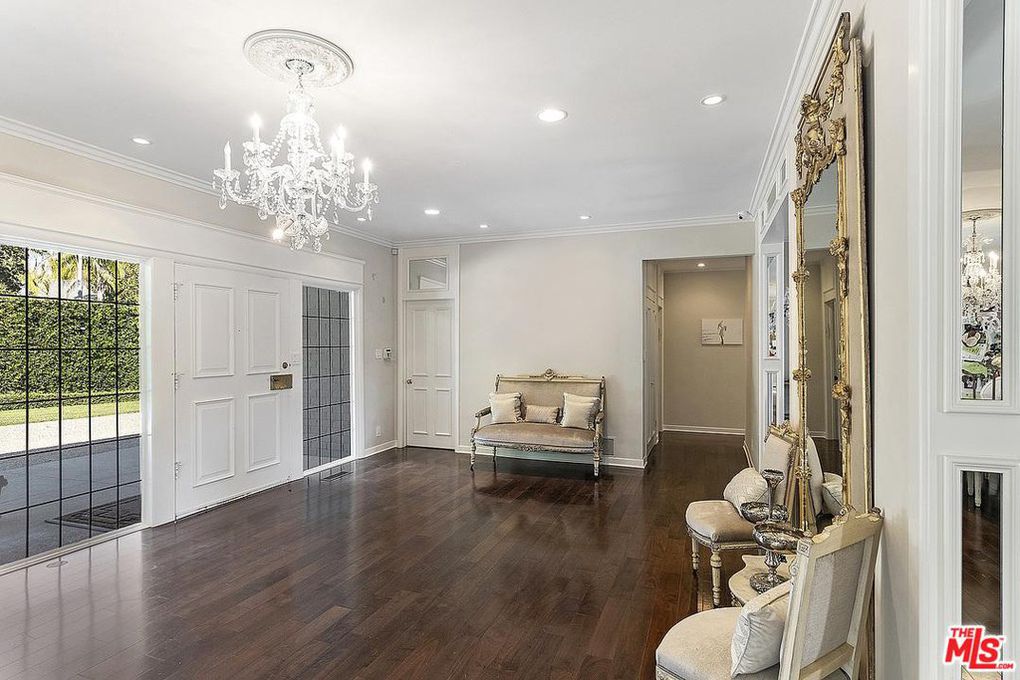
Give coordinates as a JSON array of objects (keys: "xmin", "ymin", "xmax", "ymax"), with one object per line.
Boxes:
[{"xmin": 214, "ymin": 30, "xmax": 379, "ymax": 253}]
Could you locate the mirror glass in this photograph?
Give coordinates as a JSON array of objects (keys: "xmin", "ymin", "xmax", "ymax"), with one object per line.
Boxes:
[
  {"xmin": 960, "ymin": 470, "xmax": 1003, "ymax": 680},
  {"xmin": 765, "ymin": 370, "xmax": 780, "ymax": 426},
  {"xmin": 767, "ymin": 255, "xmax": 779, "ymax": 358},
  {"xmin": 960, "ymin": 0, "xmax": 1004, "ymax": 401},
  {"xmin": 802, "ymin": 164, "xmax": 842, "ymax": 484},
  {"xmin": 408, "ymin": 257, "xmax": 448, "ymax": 291}
]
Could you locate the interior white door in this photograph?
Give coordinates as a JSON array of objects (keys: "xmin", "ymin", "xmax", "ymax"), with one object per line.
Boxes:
[
  {"xmin": 404, "ymin": 299, "xmax": 455, "ymax": 449},
  {"xmin": 174, "ymin": 263, "xmax": 294, "ymax": 517}
]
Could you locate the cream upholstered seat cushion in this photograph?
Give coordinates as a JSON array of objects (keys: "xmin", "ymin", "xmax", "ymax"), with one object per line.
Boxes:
[
  {"xmin": 473, "ymin": 422, "xmax": 596, "ymax": 450},
  {"xmin": 685, "ymin": 500, "xmax": 754, "ymax": 543},
  {"xmin": 655, "ymin": 608, "xmax": 848, "ymax": 680}
]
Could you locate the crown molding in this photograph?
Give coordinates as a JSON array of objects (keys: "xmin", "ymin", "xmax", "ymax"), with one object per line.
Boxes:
[
  {"xmin": 329, "ymin": 223, "xmax": 395, "ymax": 248},
  {"xmin": 0, "ymin": 115, "xmax": 395, "ymax": 250},
  {"xmin": 748, "ymin": 0, "xmax": 844, "ymax": 217},
  {"xmin": 0, "ymin": 115, "xmax": 216, "ymax": 196},
  {"xmin": 0, "ymin": 170, "xmax": 366, "ymax": 266},
  {"xmin": 0, "ymin": 116, "xmax": 739, "ymax": 252},
  {"xmin": 394, "ymin": 214, "xmax": 740, "ymax": 248}
]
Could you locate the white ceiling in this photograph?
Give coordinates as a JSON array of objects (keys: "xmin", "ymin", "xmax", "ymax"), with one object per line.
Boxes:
[{"xmin": 0, "ymin": 0, "xmax": 811, "ymax": 244}]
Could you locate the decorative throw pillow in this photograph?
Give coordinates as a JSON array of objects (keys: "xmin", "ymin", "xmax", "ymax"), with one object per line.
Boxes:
[
  {"xmin": 561, "ymin": 393, "xmax": 599, "ymax": 430},
  {"xmin": 821, "ymin": 472, "xmax": 844, "ymax": 516},
  {"xmin": 524, "ymin": 404, "xmax": 559, "ymax": 424},
  {"xmin": 489, "ymin": 392, "xmax": 522, "ymax": 424},
  {"xmin": 730, "ymin": 581, "xmax": 792, "ymax": 676},
  {"xmin": 723, "ymin": 467, "xmax": 769, "ymax": 511}
]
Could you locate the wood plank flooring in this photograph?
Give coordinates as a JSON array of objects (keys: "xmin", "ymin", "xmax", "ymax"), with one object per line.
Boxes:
[{"xmin": 0, "ymin": 432, "xmax": 748, "ymax": 680}]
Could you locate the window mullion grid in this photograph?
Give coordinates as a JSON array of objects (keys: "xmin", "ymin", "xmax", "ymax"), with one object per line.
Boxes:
[
  {"xmin": 86, "ymin": 258, "xmax": 93, "ymax": 539},
  {"xmin": 113, "ymin": 261, "xmax": 120, "ymax": 529},
  {"xmin": 57, "ymin": 252, "xmax": 63, "ymax": 549},
  {"xmin": 21, "ymin": 248, "xmax": 28, "ymax": 559}
]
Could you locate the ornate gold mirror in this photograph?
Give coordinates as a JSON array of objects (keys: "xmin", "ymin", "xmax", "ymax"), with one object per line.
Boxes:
[{"xmin": 788, "ymin": 13, "xmax": 872, "ymax": 534}]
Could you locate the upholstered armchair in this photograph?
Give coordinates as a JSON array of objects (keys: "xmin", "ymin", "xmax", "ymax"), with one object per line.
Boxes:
[
  {"xmin": 657, "ymin": 509, "xmax": 883, "ymax": 680},
  {"xmin": 686, "ymin": 430, "xmax": 824, "ymax": 607}
]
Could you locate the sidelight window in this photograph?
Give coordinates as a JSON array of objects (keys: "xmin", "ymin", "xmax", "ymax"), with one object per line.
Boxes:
[{"xmin": 0, "ymin": 245, "xmax": 141, "ymax": 566}]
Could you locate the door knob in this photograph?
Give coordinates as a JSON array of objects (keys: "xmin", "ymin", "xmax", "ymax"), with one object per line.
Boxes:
[{"xmin": 406, "ymin": 378, "xmax": 413, "ymax": 384}]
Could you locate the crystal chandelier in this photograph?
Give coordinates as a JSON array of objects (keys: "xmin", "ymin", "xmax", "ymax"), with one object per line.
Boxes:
[
  {"xmin": 213, "ymin": 30, "xmax": 379, "ymax": 252},
  {"xmin": 961, "ymin": 208, "xmax": 1002, "ymax": 331}
]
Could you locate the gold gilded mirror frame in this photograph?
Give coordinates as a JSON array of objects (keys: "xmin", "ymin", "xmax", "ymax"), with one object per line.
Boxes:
[{"xmin": 788, "ymin": 13, "xmax": 872, "ymax": 534}]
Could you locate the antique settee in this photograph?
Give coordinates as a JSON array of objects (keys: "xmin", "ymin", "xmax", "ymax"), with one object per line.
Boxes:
[{"xmin": 470, "ymin": 369, "xmax": 606, "ymax": 476}]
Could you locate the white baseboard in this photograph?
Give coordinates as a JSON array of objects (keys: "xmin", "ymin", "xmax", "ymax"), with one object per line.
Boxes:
[
  {"xmin": 662, "ymin": 424, "xmax": 746, "ymax": 436},
  {"xmin": 363, "ymin": 440, "xmax": 398, "ymax": 458},
  {"xmin": 455, "ymin": 445, "xmax": 645, "ymax": 470}
]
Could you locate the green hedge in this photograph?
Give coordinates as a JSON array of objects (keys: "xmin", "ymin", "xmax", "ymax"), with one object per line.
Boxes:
[{"xmin": 0, "ymin": 247, "xmax": 139, "ymax": 410}]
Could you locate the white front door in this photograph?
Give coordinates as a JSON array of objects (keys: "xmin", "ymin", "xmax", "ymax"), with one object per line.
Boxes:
[
  {"xmin": 404, "ymin": 299, "xmax": 454, "ymax": 449},
  {"xmin": 174, "ymin": 263, "xmax": 294, "ymax": 517}
]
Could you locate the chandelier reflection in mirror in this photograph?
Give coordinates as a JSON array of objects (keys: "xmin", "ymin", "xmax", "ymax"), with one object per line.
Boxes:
[
  {"xmin": 214, "ymin": 30, "xmax": 379, "ymax": 253},
  {"xmin": 961, "ymin": 208, "xmax": 1002, "ymax": 399}
]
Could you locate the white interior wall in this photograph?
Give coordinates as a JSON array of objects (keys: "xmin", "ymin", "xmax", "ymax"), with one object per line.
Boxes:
[
  {"xmin": 0, "ymin": 132, "xmax": 399, "ymax": 525},
  {"xmin": 457, "ymin": 222, "xmax": 754, "ymax": 468}
]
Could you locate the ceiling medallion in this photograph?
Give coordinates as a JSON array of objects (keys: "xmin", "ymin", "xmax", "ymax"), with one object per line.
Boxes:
[{"xmin": 214, "ymin": 30, "xmax": 378, "ymax": 253}]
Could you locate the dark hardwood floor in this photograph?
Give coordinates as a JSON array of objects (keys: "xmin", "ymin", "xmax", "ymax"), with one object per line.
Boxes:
[
  {"xmin": 961, "ymin": 474, "xmax": 1002, "ymax": 637},
  {"xmin": 0, "ymin": 432, "xmax": 748, "ymax": 680}
]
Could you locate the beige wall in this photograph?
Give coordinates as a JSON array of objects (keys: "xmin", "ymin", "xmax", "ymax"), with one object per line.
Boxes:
[
  {"xmin": 458, "ymin": 223, "xmax": 755, "ymax": 467},
  {"xmin": 661, "ymin": 268, "xmax": 748, "ymax": 432}
]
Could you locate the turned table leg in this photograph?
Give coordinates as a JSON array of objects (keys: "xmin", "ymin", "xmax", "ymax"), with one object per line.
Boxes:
[
  {"xmin": 710, "ymin": 550, "xmax": 723, "ymax": 608},
  {"xmin": 691, "ymin": 537, "xmax": 700, "ymax": 571}
]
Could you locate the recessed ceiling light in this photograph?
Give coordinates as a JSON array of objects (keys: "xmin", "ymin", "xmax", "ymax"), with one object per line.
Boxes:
[
  {"xmin": 701, "ymin": 94, "xmax": 726, "ymax": 107},
  {"xmin": 131, "ymin": 137, "xmax": 151, "ymax": 145},
  {"xmin": 538, "ymin": 108, "xmax": 568, "ymax": 123},
  {"xmin": 579, "ymin": 214, "xmax": 591, "ymax": 220},
  {"xmin": 697, "ymin": 262, "xmax": 706, "ymax": 268},
  {"xmin": 357, "ymin": 217, "xmax": 366, "ymax": 222},
  {"xmin": 479, "ymin": 224, "xmax": 489, "ymax": 229},
  {"xmin": 424, "ymin": 208, "xmax": 440, "ymax": 216}
]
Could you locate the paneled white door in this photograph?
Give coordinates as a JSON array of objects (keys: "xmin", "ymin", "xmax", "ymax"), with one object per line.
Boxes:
[
  {"xmin": 404, "ymin": 300, "xmax": 455, "ymax": 449},
  {"xmin": 174, "ymin": 264, "xmax": 293, "ymax": 517}
]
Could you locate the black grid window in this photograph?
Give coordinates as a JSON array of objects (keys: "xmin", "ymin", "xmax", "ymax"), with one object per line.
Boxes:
[
  {"xmin": 0, "ymin": 244, "xmax": 141, "ymax": 566},
  {"xmin": 302, "ymin": 287, "xmax": 351, "ymax": 471}
]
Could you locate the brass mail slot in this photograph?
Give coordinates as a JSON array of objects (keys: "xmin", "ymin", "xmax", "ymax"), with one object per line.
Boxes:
[{"xmin": 270, "ymin": 373, "xmax": 293, "ymax": 390}]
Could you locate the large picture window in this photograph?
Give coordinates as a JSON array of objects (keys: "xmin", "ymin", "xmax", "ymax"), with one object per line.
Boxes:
[
  {"xmin": 302, "ymin": 286, "xmax": 351, "ymax": 471},
  {"xmin": 0, "ymin": 245, "xmax": 141, "ymax": 566}
]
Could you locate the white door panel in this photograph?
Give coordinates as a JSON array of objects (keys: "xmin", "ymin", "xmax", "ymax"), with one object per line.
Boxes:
[
  {"xmin": 193, "ymin": 284, "xmax": 234, "ymax": 377},
  {"xmin": 247, "ymin": 290, "xmax": 280, "ymax": 374},
  {"xmin": 175, "ymin": 264, "xmax": 294, "ymax": 517},
  {"xmin": 193, "ymin": 397, "xmax": 235, "ymax": 485},
  {"xmin": 405, "ymin": 300, "xmax": 455, "ymax": 448},
  {"xmin": 247, "ymin": 393, "xmax": 282, "ymax": 471}
]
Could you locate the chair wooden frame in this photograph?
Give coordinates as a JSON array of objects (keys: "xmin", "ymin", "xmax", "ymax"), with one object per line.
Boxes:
[{"xmin": 778, "ymin": 509, "xmax": 883, "ymax": 679}]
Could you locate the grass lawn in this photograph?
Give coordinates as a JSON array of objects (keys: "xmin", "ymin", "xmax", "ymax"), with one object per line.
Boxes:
[{"xmin": 0, "ymin": 400, "xmax": 139, "ymax": 426}]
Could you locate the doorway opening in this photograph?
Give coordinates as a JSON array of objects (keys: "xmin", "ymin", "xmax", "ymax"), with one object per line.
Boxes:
[{"xmin": 643, "ymin": 257, "xmax": 751, "ymax": 458}]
